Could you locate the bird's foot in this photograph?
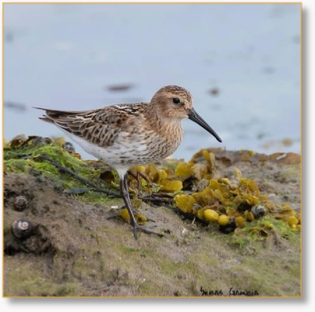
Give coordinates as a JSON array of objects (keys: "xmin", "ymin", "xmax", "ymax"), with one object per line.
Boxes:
[{"xmin": 131, "ymin": 222, "xmax": 164, "ymax": 240}]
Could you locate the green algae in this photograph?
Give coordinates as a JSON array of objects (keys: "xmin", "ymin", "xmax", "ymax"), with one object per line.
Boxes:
[
  {"xmin": 3, "ymin": 136, "xmax": 301, "ymax": 297},
  {"xmin": 4, "ymin": 136, "xmax": 301, "ymax": 240},
  {"xmin": 4, "ymin": 136, "xmax": 115, "ymax": 204}
]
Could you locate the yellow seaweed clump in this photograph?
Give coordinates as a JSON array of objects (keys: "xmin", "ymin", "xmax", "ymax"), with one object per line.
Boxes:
[
  {"xmin": 287, "ymin": 216, "xmax": 298, "ymax": 227},
  {"xmin": 235, "ymin": 216, "xmax": 246, "ymax": 228},
  {"xmin": 156, "ymin": 167, "xmax": 183, "ymax": 192},
  {"xmin": 174, "ymin": 149, "xmax": 218, "ymax": 181},
  {"xmin": 173, "ymin": 167, "xmax": 274, "ymax": 231},
  {"xmin": 142, "ymin": 164, "xmax": 183, "ymax": 193},
  {"xmin": 175, "ymin": 162, "xmax": 193, "ymax": 180},
  {"xmin": 266, "ymin": 203, "xmax": 301, "ymax": 232},
  {"xmin": 218, "ymin": 215, "xmax": 230, "ymax": 226},
  {"xmin": 118, "ymin": 208, "xmax": 147, "ymax": 225},
  {"xmin": 232, "ymin": 178, "xmax": 262, "ymax": 207},
  {"xmin": 191, "ymin": 177, "xmax": 236, "ymax": 210},
  {"xmin": 173, "ymin": 166, "xmax": 281, "ymax": 235},
  {"xmin": 174, "ymin": 194, "xmax": 196, "ymax": 214},
  {"xmin": 204, "ymin": 209, "xmax": 219, "ymax": 222},
  {"xmin": 244, "ymin": 211, "xmax": 255, "ymax": 222},
  {"xmin": 160, "ymin": 180, "xmax": 183, "ymax": 192},
  {"xmin": 287, "ymin": 216, "xmax": 299, "ymax": 231}
]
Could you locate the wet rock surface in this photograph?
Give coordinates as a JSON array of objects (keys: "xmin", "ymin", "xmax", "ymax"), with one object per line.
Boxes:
[{"xmin": 3, "ymin": 145, "xmax": 301, "ymax": 297}]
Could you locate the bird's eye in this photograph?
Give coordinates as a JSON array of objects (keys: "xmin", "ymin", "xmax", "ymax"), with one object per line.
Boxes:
[{"xmin": 172, "ymin": 98, "xmax": 180, "ymax": 104}]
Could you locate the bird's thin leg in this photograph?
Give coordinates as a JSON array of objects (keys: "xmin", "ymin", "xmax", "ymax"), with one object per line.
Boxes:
[
  {"xmin": 120, "ymin": 174, "xmax": 138, "ymax": 234},
  {"xmin": 120, "ymin": 173, "xmax": 163, "ymax": 239}
]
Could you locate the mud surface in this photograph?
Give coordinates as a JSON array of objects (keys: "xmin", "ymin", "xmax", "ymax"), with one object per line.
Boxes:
[{"xmin": 3, "ymin": 149, "xmax": 301, "ymax": 297}]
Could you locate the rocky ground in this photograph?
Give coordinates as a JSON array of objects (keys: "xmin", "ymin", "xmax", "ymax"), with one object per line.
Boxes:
[{"xmin": 3, "ymin": 138, "xmax": 301, "ymax": 297}]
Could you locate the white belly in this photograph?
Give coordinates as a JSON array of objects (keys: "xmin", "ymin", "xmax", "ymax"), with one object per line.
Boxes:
[{"xmin": 59, "ymin": 129, "xmax": 177, "ymax": 176}]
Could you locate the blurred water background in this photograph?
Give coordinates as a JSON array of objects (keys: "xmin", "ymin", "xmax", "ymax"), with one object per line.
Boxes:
[{"xmin": 4, "ymin": 3, "xmax": 301, "ymax": 160}]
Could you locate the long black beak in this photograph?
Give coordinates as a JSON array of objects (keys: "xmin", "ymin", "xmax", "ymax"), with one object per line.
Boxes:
[{"xmin": 188, "ymin": 108, "xmax": 222, "ymax": 143}]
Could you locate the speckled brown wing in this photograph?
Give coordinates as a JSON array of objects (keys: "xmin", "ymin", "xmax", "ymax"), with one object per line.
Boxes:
[{"xmin": 34, "ymin": 103, "xmax": 148, "ymax": 148}]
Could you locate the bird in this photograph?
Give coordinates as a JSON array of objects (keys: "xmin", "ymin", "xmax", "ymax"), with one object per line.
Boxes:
[{"xmin": 34, "ymin": 85, "xmax": 222, "ymax": 239}]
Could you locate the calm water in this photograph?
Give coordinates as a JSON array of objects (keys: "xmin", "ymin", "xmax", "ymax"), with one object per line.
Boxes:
[{"xmin": 4, "ymin": 3, "xmax": 301, "ymax": 160}]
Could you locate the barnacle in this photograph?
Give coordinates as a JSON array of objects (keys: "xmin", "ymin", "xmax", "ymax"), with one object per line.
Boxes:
[
  {"xmin": 11, "ymin": 218, "xmax": 33, "ymax": 239},
  {"xmin": 62, "ymin": 142, "xmax": 75, "ymax": 153},
  {"xmin": 13, "ymin": 196, "xmax": 28, "ymax": 211},
  {"xmin": 251, "ymin": 205, "xmax": 267, "ymax": 219},
  {"xmin": 28, "ymin": 136, "xmax": 52, "ymax": 146},
  {"xmin": 9, "ymin": 134, "xmax": 27, "ymax": 147}
]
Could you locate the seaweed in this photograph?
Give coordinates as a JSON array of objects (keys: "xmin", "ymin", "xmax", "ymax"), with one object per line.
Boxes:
[{"xmin": 4, "ymin": 136, "xmax": 301, "ymax": 240}]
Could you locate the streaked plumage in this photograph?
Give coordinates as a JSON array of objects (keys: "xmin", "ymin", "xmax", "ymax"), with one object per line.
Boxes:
[{"xmin": 35, "ymin": 85, "xmax": 222, "ymax": 239}]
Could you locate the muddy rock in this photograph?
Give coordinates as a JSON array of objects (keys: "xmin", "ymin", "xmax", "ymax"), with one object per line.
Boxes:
[{"xmin": 3, "ymin": 144, "xmax": 301, "ymax": 297}]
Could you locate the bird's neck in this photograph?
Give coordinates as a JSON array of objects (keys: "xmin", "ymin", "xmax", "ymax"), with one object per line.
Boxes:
[{"xmin": 146, "ymin": 105, "xmax": 184, "ymax": 143}]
